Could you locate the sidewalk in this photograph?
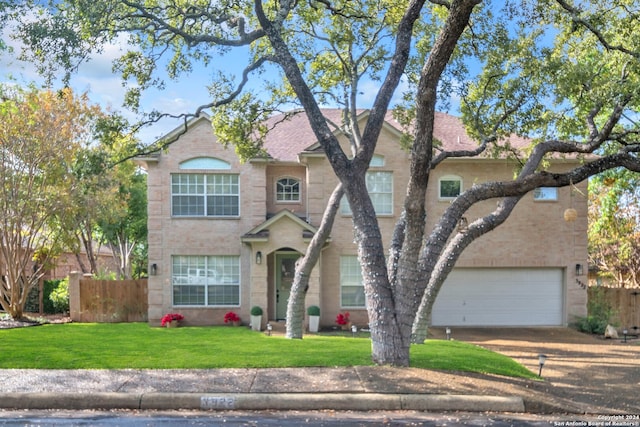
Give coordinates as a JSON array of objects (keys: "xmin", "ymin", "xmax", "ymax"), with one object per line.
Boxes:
[
  {"xmin": 0, "ymin": 367, "xmax": 532, "ymax": 413},
  {"xmin": 1, "ymin": 363, "xmax": 595, "ymax": 414}
]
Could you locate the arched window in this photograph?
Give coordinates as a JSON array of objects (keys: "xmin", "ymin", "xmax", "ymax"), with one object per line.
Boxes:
[
  {"xmin": 179, "ymin": 157, "xmax": 231, "ymax": 170},
  {"xmin": 276, "ymin": 178, "xmax": 300, "ymax": 202}
]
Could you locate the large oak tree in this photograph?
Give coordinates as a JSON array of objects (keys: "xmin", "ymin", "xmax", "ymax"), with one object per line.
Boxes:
[{"xmin": 6, "ymin": 0, "xmax": 640, "ymax": 365}]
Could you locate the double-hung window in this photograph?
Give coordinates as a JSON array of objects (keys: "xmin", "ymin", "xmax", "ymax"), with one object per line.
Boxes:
[
  {"xmin": 172, "ymin": 174, "xmax": 239, "ymax": 217},
  {"xmin": 172, "ymin": 255, "xmax": 240, "ymax": 306},
  {"xmin": 340, "ymin": 155, "xmax": 392, "ymax": 216},
  {"xmin": 340, "ymin": 255, "xmax": 365, "ymax": 308}
]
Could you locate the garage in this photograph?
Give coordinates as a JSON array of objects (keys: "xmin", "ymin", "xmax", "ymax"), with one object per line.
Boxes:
[{"xmin": 431, "ymin": 268, "xmax": 564, "ymax": 327}]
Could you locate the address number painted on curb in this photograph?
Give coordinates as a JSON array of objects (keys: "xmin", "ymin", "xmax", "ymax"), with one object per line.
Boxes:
[{"xmin": 200, "ymin": 396, "xmax": 237, "ymax": 410}]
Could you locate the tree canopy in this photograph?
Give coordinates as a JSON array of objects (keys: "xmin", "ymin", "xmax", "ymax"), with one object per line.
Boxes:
[{"xmin": 588, "ymin": 171, "xmax": 640, "ymax": 288}]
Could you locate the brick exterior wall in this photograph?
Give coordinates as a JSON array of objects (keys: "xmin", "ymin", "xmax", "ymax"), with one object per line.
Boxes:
[{"xmin": 140, "ymin": 115, "xmax": 588, "ymax": 328}]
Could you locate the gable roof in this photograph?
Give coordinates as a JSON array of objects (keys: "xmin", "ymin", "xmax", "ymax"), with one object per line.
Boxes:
[
  {"xmin": 241, "ymin": 210, "xmax": 323, "ymax": 243},
  {"xmin": 261, "ymin": 109, "xmax": 532, "ymax": 161},
  {"xmin": 142, "ymin": 109, "xmax": 532, "ymax": 164}
]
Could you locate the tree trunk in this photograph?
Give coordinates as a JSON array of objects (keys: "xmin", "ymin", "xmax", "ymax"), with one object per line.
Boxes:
[{"xmin": 286, "ymin": 184, "xmax": 344, "ymax": 338}]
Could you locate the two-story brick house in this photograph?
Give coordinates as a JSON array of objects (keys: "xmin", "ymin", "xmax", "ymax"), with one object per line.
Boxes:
[{"xmin": 135, "ymin": 109, "xmax": 588, "ymax": 329}]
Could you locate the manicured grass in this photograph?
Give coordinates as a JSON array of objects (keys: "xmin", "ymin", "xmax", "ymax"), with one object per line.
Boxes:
[{"xmin": 0, "ymin": 323, "xmax": 537, "ymax": 378}]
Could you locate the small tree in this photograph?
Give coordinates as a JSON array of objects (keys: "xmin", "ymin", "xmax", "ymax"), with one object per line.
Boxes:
[
  {"xmin": 0, "ymin": 86, "xmax": 102, "ymax": 319},
  {"xmin": 588, "ymin": 172, "xmax": 640, "ymax": 288}
]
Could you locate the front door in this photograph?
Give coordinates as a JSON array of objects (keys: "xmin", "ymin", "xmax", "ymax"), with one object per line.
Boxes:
[{"xmin": 275, "ymin": 253, "xmax": 299, "ymax": 320}]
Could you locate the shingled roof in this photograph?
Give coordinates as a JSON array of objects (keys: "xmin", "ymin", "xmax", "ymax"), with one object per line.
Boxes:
[{"xmin": 261, "ymin": 109, "xmax": 531, "ymax": 162}]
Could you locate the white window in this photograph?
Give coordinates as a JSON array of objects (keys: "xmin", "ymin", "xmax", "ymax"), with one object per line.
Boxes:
[
  {"xmin": 172, "ymin": 255, "xmax": 240, "ymax": 306},
  {"xmin": 439, "ymin": 175, "xmax": 462, "ymax": 199},
  {"xmin": 341, "ymin": 171, "xmax": 393, "ymax": 215},
  {"xmin": 533, "ymin": 187, "xmax": 558, "ymax": 201},
  {"xmin": 276, "ymin": 178, "xmax": 300, "ymax": 202},
  {"xmin": 370, "ymin": 154, "xmax": 385, "ymax": 167},
  {"xmin": 171, "ymin": 174, "xmax": 239, "ymax": 217},
  {"xmin": 340, "ymin": 256, "xmax": 365, "ymax": 308}
]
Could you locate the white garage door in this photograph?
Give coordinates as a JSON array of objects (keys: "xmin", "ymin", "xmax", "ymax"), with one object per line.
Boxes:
[{"xmin": 431, "ymin": 268, "xmax": 564, "ymax": 326}]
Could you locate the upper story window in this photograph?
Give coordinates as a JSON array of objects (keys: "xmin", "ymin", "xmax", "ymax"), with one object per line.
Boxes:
[
  {"xmin": 370, "ymin": 154, "xmax": 385, "ymax": 167},
  {"xmin": 341, "ymin": 171, "xmax": 393, "ymax": 215},
  {"xmin": 179, "ymin": 157, "xmax": 231, "ymax": 170},
  {"xmin": 276, "ymin": 177, "xmax": 300, "ymax": 202},
  {"xmin": 341, "ymin": 155, "xmax": 392, "ymax": 216},
  {"xmin": 171, "ymin": 173, "xmax": 239, "ymax": 217},
  {"xmin": 533, "ymin": 187, "xmax": 558, "ymax": 201},
  {"xmin": 439, "ymin": 175, "xmax": 463, "ymax": 200}
]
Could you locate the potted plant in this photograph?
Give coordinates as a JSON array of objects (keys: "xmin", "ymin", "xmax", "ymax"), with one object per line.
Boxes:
[
  {"xmin": 161, "ymin": 313, "xmax": 184, "ymax": 328},
  {"xmin": 224, "ymin": 311, "xmax": 241, "ymax": 326},
  {"xmin": 250, "ymin": 306, "xmax": 263, "ymax": 331},
  {"xmin": 307, "ymin": 305, "xmax": 320, "ymax": 333}
]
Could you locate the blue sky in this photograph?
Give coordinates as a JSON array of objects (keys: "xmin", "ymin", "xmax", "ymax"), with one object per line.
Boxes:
[
  {"xmin": 1, "ymin": 30, "xmax": 222, "ymax": 143},
  {"xmin": 1, "ymin": 31, "xmax": 403, "ymax": 144}
]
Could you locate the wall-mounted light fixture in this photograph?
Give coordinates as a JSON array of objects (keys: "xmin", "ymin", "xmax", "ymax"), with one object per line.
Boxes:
[
  {"xmin": 151, "ymin": 263, "xmax": 157, "ymax": 276},
  {"xmin": 457, "ymin": 217, "xmax": 468, "ymax": 233},
  {"xmin": 256, "ymin": 251, "xmax": 262, "ymax": 265},
  {"xmin": 575, "ymin": 263, "xmax": 584, "ymax": 276}
]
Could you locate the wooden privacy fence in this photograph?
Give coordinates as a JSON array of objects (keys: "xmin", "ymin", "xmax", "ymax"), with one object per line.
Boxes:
[
  {"xmin": 589, "ymin": 287, "xmax": 640, "ymax": 330},
  {"xmin": 69, "ymin": 272, "xmax": 148, "ymax": 323}
]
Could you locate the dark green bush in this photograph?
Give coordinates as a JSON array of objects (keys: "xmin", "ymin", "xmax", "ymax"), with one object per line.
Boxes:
[
  {"xmin": 574, "ymin": 287, "xmax": 617, "ymax": 335},
  {"xmin": 49, "ymin": 278, "xmax": 69, "ymax": 314},
  {"xmin": 25, "ymin": 279, "xmax": 62, "ymax": 314}
]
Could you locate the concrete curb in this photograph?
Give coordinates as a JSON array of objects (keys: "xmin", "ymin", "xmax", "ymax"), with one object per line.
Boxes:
[{"xmin": 0, "ymin": 392, "xmax": 526, "ymax": 412}]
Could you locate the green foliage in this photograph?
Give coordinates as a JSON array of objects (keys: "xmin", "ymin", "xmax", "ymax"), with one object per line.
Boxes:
[
  {"xmin": 250, "ymin": 306, "xmax": 263, "ymax": 316},
  {"xmin": 49, "ymin": 278, "xmax": 69, "ymax": 314},
  {"xmin": 588, "ymin": 171, "xmax": 640, "ymax": 288},
  {"xmin": 0, "ymin": 323, "xmax": 535, "ymax": 377},
  {"xmin": 93, "ymin": 269, "xmax": 118, "ymax": 280},
  {"xmin": 307, "ymin": 305, "xmax": 320, "ymax": 316},
  {"xmin": 0, "ymin": 85, "xmax": 104, "ymax": 318},
  {"xmin": 23, "ymin": 279, "xmax": 67, "ymax": 314},
  {"xmin": 574, "ymin": 288, "xmax": 617, "ymax": 335}
]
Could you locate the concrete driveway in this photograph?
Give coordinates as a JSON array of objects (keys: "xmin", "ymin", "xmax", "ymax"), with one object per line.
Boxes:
[{"xmin": 431, "ymin": 327, "xmax": 640, "ymax": 414}]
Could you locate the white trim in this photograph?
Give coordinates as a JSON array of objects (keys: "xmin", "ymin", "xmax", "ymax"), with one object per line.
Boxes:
[{"xmin": 275, "ymin": 176, "xmax": 301, "ymax": 203}]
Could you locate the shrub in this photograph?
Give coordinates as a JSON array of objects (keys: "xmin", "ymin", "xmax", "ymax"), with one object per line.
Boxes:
[
  {"xmin": 49, "ymin": 278, "xmax": 69, "ymax": 314},
  {"xmin": 335, "ymin": 311, "xmax": 350, "ymax": 325},
  {"xmin": 161, "ymin": 313, "xmax": 184, "ymax": 327},
  {"xmin": 575, "ymin": 287, "xmax": 617, "ymax": 335},
  {"xmin": 250, "ymin": 306, "xmax": 263, "ymax": 316},
  {"xmin": 224, "ymin": 311, "xmax": 240, "ymax": 323},
  {"xmin": 307, "ymin": 305, "xmax": 320, "ymax": 316}
]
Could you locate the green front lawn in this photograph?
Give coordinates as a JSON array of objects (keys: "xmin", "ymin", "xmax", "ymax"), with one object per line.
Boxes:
[{"xmin": 0, "ymin": 323, "xmax": 537, "ymax": 378}]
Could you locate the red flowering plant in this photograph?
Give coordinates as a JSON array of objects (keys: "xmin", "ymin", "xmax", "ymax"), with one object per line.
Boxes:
[
  {"xmin": 224, "ymin": 311, "xmax": 241, "ymax": 324},
  {"xmin": 161, "ymin": 313, "xmax": 184, "ymax": 327},
  {"xmin": 335, "ymin": 312, "xmax": 350, "ymax": 326}
]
